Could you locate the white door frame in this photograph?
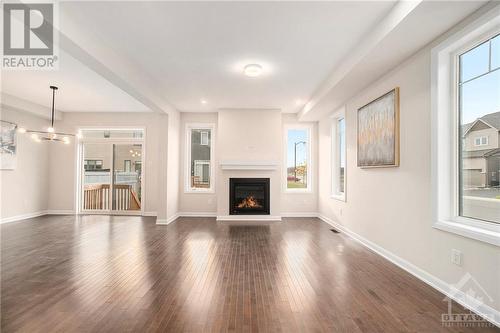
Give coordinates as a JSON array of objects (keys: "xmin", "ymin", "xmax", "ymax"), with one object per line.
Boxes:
[{"xmin": 77, "ymin": 128, "xmax": 146, "ymax": 216}]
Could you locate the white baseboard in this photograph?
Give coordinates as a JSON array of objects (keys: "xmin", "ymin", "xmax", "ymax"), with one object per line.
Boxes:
[
  {"xmin": 156, "ymin": 213, "xmax": 180, "ymax": 225},
  {"xmin": 317, "ymin": 214, "xmax": 500, "ymax": 328},
  {"xmin": 143, "ymin": 211, "xmax": 158, "ymax": 217},
  {"xmin": 216, "ymin": 215, "xmax": 282, "ymax": 222},
  {"xmin": 46, "ymin": 210, "xmax": 75, "ymax": 215},
  {"xmin": 0, "ymin": 211, "xmax": 47, "ymax": 224},
  {"xmin": 178, "ymin": 212, "xmax": 217, "ymax": 217},
  {"xmin": 281, "ymin": 212, "xmax": 319, "ymax": 218}
]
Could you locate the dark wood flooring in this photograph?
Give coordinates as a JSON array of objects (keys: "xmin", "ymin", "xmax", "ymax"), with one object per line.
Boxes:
[{"xmin": 1, "ymin": 215, "xmax": 498, "ymax": 332}]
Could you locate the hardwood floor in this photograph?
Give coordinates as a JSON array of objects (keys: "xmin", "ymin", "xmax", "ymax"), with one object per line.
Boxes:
[{"xmin": 1, "ymin": 215, "xmax": 498, "ymax": 332}]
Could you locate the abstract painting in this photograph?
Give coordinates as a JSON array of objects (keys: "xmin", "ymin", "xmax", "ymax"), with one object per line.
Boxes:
[
  {"xmin": 0, "ymin": 120, "xmax": 18, "ymax": 170},
  {"xmin": 357, "ymin": 88, "xmax": 400, "ymax": 168}
]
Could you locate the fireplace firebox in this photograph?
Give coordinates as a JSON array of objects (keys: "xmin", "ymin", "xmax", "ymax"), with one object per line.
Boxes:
[{"xmin": 230, "ymin": 178, "xmax": 270, "ymax": 215}]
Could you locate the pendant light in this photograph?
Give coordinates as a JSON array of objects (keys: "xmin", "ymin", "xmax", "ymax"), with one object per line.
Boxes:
[{"xmin": 19, "ymin": 86, "xmax": 80, "ymax": 144}]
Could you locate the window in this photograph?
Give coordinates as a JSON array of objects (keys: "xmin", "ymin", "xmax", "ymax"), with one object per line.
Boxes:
[
  {"xmin": 285, "ymin": 126, "xmax": 311, "ymax": 191},
  {"xmin": 431, "ymin": 6, "xmax": 499, "ymax": 246},
  {"xmin": 331, "ymin": 110, "xmax": 346, "ymax": 200},
  {"xmin": 84, "ymin": 159, "xmax": 103, "ymax": 171},
  {"xmin": 186, "ymin": 124, "xmax": 214, "ymax": 192},
  {"xmin": 473, "ymin": 136, "xmax": 489, "ymax": 146},
  {"xmin": 200, "ymin": 131, "xmax": 209, "ymax": 146},
  {"xmin": 458, "ymin": 34, "xmax": 499, "ymax": 224}
]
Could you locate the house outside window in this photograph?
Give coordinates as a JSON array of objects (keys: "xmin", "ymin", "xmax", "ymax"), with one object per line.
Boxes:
[
  {"xmin": 459, "ymin": 34, "xmax": 499, "ymax": 224},
  {"xmin": 185, "ymin": 124, "xmax": 215, "ymax": 192},
  {"xmin": 431, "ymin": 6, "xmax": 499, "ymax": 246}
]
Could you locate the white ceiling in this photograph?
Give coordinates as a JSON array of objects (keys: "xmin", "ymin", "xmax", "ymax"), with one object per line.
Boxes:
[
  {"xmin": 58, "ymin": 1, "xmax": 397, "ymax": 113},
  {"xmin": 1, "ymin": 1, "xmax": 490, "ymax": 116},
  {"xmin": 1, "ymin": 48, "xmax": 150, "ymax": 113}
]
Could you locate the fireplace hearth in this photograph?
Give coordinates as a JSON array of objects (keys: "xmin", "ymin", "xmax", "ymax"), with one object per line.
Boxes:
[{"xmin": 230, "ymin": 178, "xmax": 270, "ymax": 215}]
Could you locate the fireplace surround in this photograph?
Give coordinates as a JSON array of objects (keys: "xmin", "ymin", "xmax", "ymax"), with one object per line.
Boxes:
[{"xmin": 229, "ymin": 178, "xmax": 270, "ymax": 215}]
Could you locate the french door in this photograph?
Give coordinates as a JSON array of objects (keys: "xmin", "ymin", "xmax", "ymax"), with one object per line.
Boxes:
[{"xmin": 80, "ymin": 141, "xmax": 143, "ymax": 215}]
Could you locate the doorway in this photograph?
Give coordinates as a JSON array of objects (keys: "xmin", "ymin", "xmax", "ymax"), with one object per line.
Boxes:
[{"xmin": 78, "ymin": 129, "xmax": 144, "ymax": 215}]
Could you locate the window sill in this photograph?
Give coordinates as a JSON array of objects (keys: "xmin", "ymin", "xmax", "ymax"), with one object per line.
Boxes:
[
  {"xmin": 330, "ymin": 193, "xmax": 346, "ymax": 202},
  {"xmin": 433, "ymin": 218, "xmax": 500, "ymax": 247},
  {"xmin": 184, "ymin": 189, "xmax": 215, "ymax": 194},
  {"xmin": 284, "ymin": 189, "xmax": 313, "ymax": 194}
]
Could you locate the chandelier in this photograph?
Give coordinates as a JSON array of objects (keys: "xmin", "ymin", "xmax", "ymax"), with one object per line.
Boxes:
[{"xmin": 18, "ymin": 86, "xmax": 80, "ymax": 144}]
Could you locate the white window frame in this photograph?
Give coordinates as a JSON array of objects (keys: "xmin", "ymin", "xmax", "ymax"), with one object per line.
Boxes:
[
  {"xmin": 283, "ymin": 124, "xmax": 312, "ymax": 193},
  {"xmin": 331, "ymin": 108, "xmax": 346, "ymax": 201},
  {"xmin": 474, "ymin": 136, "xmax": 488, "ymax": 146},
  {"xmin": 185, "ymin": 123, "xmax": 215, "ymax": 193},
  {"xmin": 431, "ymin": 5, "xmax": 500, "ymax": 247}
]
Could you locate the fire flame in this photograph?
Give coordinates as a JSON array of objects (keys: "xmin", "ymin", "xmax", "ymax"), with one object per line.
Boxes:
[{"xmin": 237, "ymin": 196, "xmax": 262, "ymax": 209}]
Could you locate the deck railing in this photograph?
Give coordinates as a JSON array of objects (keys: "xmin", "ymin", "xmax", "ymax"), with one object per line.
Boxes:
[{"xmin": 83, "ymin": 183, "xmax": 140, "ymax": 211}]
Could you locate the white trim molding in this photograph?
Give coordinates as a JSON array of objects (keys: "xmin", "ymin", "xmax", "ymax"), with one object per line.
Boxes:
[
  {"xmin": 1, "ymin": 211, "xmax": 47, "ymax": 224},
  {"xmin": 281, "ymin": 212, "xmax": 319, "ymax": 218},
  {"xmin": 219, "ymin": 161, "xmax": 279, "ymax": 171},
  {"xmin": 178, "ymin": 212, "xmax": 217, "ymax": 217},
  {"xmin": 283, "ymin": 124, "xmax": 313, "ymax": 193},
  {"xmin": 430, "ymin": 5, "xmax": 500, "ymax": 247},
  {"xmin": 156, "ymin": 213, "xmax": 180, "ymax": 225},
  {"xmin": 184, "ymin": 122, "xmax": 216, "ymax": 194},
  {"xmin": 46, "ymin": 210, "xmax": 76, "ymax": 215},
  {"xmin": 330, "ymin": 106, "xmax": 347, "ymax": 202},
  {"xmin": 143, "ymin": 211, "xmax": 158, "ymax": 217},
  {"xmin": 216, "ymin": 215, "xmax": 282, "ymax": 222},
  {"xmin": 317, "ymin": 214, "xmax": 500, "ymax": 327}
]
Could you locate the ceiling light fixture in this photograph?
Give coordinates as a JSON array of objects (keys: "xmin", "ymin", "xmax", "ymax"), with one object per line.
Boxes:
[
  {"xmin": 20, "ymin": 86, "xmax": 78, "ymax": 143},
  {"xmin": 244, "ymin": 64, "xmax": 263, "ymax": 77},
  {"xmin": 201, "ymin": 99, "xmax": 207, "ymax": 104}
]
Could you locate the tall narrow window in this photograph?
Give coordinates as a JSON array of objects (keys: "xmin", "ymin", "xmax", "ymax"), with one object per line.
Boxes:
[
  {"xmin": 331, "ymin": 110, "xmax": 346, "ymax": 200},
  {"xmin": 186, "ymin": 124, "xmax": 214, "ymax": 192},
  {"xmin": 459, "ymin": 34, "xmax": 499, "ymax": 224},
  {"xmin": 285, "ymin": 127, "xmax": 311, "ymax": 191}
]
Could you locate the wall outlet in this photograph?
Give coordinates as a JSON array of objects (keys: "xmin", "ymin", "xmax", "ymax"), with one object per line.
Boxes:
[{"xmin": 451, "ymin": 249, "xmax": 462, "ymax": 266}]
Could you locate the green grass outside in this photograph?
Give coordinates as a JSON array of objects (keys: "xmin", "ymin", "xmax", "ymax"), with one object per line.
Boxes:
[{"xmin": 287, "ymin": 181, "xmax": 307, "ymax": 189}]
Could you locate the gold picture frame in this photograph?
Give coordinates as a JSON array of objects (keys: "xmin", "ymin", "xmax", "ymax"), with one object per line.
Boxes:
[{"xmin": 357, "ymin": 87, "xmax": 400, "ymax": 168}]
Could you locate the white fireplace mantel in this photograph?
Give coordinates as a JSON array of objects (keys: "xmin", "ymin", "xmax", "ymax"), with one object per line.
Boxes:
[{"xmin": 219, "ymin": 161, "xmax": 279, "ymax": 171}]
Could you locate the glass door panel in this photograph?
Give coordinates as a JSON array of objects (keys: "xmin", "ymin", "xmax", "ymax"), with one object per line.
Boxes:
[
  {"xmin": 82, "ymin": 143, "xmax": 112, "ymax": 211},
  {"xmin": 112, "ymin": 144, "xmax": 142, "ymax": 211}
]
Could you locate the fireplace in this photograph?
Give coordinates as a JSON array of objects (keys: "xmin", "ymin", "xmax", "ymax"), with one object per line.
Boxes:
[{"xmin": 230, "ymin": 178, "xmax": 270, "ymax": 215}]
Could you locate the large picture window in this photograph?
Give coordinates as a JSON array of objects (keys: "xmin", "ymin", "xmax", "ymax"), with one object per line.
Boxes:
[
  {"xmin": 186, "ymin": 124, "xmax": 214, "ymax": 192},
  {"xmin": 459, "ymin": 34, "xmax": 499, "ymax": 224},
  {"xmin": 285, "ymin": 126, "xmax": 311, "ymax": 191},
  {"xmin": 431, "ymin": 8, "xmax": 499, "ymax": 246}
]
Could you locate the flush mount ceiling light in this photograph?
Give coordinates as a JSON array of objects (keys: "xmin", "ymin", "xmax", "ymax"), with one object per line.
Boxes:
[
  {"xmin": 19, "ymin": 86, "xmax": 79, "ymax": 144},
  {"xmin": 201, "ymin": 99, "xmax": 208, "ymax": 104},
  {"xmin": 243, "ymin": 64, "xmax": 263, "ymax": 77}
]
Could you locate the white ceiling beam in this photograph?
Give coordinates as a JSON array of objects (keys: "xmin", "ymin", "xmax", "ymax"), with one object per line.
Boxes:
[
  {"xmin": 16, "ymin": 0, "xmax": 178, "ymax": 115},
  {"xmin": 298, "ymin": 0, "xmax": 422, "ymax": 120}
]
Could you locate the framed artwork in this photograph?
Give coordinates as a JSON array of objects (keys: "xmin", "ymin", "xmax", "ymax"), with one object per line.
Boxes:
[
  {"xmin": 0, "ymin": 120, "xmax": 18, "ymax": 170},
  {"xmin": 357, "ymin": 88, "xmax": 400, "ymax": 168}
]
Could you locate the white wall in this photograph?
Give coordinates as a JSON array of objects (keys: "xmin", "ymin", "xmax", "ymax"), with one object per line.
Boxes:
[
  {"xmin": 318, "ymin": 45, "xmax": 500, "ymax": 312},
  {"xmin": 281, "ymin": 113, "xmax": 318, "ymax": 215},
  {"xmin": 1, "ymin": 109, "xmax": 50, "ymax": 221},
  {"xmin": 165, "ymin": 111, "xmax": 180, "ymax": 220},
  {"xmin": 217, "ymin": 109, "xmax": 282, "ymax": 217},
  {"xmin": 47, "ymin": 112, "xmax": 167, "ymax": 215}
]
